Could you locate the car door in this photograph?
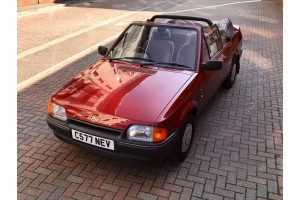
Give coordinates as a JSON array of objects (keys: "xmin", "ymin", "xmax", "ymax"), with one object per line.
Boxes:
[{"xmin": 195, "ymin": 35, "xmax": 223, "ymax": 111}]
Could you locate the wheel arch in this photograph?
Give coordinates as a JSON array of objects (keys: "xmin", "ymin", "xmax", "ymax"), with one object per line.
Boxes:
[{"xmin": 231, "ymin": 49, "xmax": 241, "ymax": 74}]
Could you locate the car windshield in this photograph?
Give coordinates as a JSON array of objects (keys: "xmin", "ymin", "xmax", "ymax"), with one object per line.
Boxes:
[{"xmin": 107, "ymin": 24, "xmax": 198, "ymax": 70}]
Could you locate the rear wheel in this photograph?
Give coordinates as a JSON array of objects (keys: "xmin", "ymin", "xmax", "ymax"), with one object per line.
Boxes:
[
  {"xmin": 223, "ymin": 61, "xmax": 237, "ymax": 88},
  {"xmin": 174, "ymin": 114, "xmax": 195, "ymax": 161}
]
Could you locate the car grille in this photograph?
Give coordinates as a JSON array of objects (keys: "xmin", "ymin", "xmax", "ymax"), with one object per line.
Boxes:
[{"xmin": 67, "ymin": 117, "xmax": 124, "ymax": 140}]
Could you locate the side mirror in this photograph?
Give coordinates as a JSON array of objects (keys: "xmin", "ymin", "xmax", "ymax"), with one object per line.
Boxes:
[
  {"xmin": 201, "ymin": 60, "xmax": 222, "ymax": 71},
  {"xmin": 98, "ymin": 46, "xmax": 108, "ymax": 56}
]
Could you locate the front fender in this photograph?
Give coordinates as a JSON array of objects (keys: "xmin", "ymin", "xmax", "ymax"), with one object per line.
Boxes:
[{"xmin": 175, "ymin": 100, "xmax": 197, "ymax": 130}]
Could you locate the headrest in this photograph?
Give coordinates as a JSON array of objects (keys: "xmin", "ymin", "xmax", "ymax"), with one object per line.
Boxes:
[{"xmin": 152, "ymin": 27, "xmax": 171, "ymax": 39}]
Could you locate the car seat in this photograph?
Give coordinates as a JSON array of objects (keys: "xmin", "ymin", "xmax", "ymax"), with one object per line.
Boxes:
[
  {"xmin": 146, "ymin": 27, "xmax": 174, "ymax": 63},
  {"xmin": 176, "ymin": 33, "xmax": 197, "ymax": 69}
]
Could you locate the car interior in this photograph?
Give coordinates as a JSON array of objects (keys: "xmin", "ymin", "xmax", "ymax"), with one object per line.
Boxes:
[
  {"xmin": 164, "ymin": 18, "xmax": 235, "ymax": 48},
  {"xmin": 145, "ymin": 27, "xmax": 198, "ymax": 69},
  {"xmin": 145, "ymin": 17, "xmax": 236, "ymax": 68}
]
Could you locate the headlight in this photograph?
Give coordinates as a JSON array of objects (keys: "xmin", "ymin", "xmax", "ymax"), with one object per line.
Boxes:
[
  {"xmin": 127, "ymin": 125, "xmax": 167, "ymax": 142},
  {"xmin": 48, "ymin": 102, "xmax": 67, "ymax": 121}
]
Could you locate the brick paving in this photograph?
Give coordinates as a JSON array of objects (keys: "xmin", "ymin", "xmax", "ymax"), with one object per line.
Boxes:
[{"xmin": 17, "ymin": 0, "xmax": 283, "ymax": 199}]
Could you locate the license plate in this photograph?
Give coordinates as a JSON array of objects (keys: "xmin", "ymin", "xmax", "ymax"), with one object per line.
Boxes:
[{"xmin": 71, "ymin": 129, "xmax": 114, "ymax": 150}]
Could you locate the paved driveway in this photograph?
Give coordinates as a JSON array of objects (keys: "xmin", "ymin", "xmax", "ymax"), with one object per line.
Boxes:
[{"xmin": 17, "ymin": 0, "xmax": 283, "ymax": 199}]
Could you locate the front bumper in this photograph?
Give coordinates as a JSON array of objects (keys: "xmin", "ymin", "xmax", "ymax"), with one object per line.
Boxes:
[{"xmin": 47, "ymin": 115, "xmax": 178, "ymax": 163}]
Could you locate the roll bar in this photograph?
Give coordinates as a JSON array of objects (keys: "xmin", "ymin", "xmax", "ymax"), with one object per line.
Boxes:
[{"xmin": 147, "ymin": 15, "xmax": 213, "ymax": 26}]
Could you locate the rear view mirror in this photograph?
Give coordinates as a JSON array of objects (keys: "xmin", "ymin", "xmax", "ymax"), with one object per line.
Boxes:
[
  {"xmin": 98, "ymin": 46, "xmax": 108, "ymax": 56},
  {"xmin": 201, "ymin": 60, "xmax": 222, "ymax": 71}
]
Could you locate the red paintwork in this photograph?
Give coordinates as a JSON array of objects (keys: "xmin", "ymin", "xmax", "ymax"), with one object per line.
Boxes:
[
  {"xmin": 50, "ymin": 21, "xmax": 243, "ymax": 138},
  {"xmin": 52, "ymin": 59, "xmax": 194, "ymax": 130}
]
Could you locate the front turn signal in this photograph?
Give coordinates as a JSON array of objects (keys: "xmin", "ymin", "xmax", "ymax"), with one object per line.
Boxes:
[
  {"xmin": 153, "ymin": 128, "xmax": 167, "ymax": 142},
  {"xmin": 47, "ymin": 101, "xmax": 51, "ymax": 115}
]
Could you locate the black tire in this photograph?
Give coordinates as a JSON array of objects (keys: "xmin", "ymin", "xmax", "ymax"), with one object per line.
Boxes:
[
  {"xmin": 174, "ymin": 113, "xmax": 195, "ymax": 161},
  {"xmin": 223, "ymin": 60, "xmax": 237, "ymax": 88}
]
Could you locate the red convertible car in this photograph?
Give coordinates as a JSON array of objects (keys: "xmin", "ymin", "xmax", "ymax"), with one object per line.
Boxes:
[{"xmin": 47, "ymin": 15, "xmax": 243, "ymax": 162}]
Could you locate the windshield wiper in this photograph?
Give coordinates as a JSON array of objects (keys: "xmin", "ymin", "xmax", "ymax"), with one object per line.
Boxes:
[
  {"xmin": 139, "ymin": 62, "xmax": 155, "ymax": 66},
  {"xmin": 108, "ymin": 57, "xmax": 127, "ymax": 62},
  {"xmin": 140, "ymin": 62, "xmax": 192, "ymax": 69},
  {"xmin": 155, "ymin": 62, "xmax": 191, "ymax": 69},
  {"xmin": 124, "ymin": 57, "xmax": 155, "ymax": 62},
  {"xmin": 108, "ymin": 57, "xmax": 156, "ymax": 66}
]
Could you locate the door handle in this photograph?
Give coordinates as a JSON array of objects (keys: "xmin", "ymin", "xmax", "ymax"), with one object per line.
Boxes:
[{"xmin": 223, "ymin": 56, "xmax": 227, "ymax": 61}]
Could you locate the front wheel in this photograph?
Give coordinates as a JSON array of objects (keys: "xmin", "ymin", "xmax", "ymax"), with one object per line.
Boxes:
[
  {"xmin": 174, "ymin": 114, "xmax": 195, "ymax": 161},
  {"xmin": 223, "ymin": 61, "xmax": 237, "ymax": 88}
]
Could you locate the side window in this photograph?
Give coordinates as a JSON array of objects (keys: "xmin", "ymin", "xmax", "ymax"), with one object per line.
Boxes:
[
  {"xmin": 202, "ymin": 36, "xmax": 210, "ymax": 62},
  {"xmin": 204, "ymin": 24, "xmax": 223, "ymax": 58}
]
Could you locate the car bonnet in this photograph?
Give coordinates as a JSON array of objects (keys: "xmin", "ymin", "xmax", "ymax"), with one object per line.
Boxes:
[{"xmin": 51, "ymin": 60, "xmax": 193, "ymax": 130}]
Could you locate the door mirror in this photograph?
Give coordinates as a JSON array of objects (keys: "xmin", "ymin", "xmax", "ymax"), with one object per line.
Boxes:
[
  {"xmin": 201, "ymin": 60, "xmax": 222, "ymax": 71},
  {"xmin": 98, "ymin": 46, "xmax": 108, "ymax": 56}
]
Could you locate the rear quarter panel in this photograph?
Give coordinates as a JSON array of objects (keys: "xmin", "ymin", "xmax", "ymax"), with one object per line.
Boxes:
[
  {"xmin": 230, "ymin": 27, "xmax": 243, "ymax": 67},
  {"xmin": 229, "ymin": 27, "xmax": 243, "ymax": 67}
]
